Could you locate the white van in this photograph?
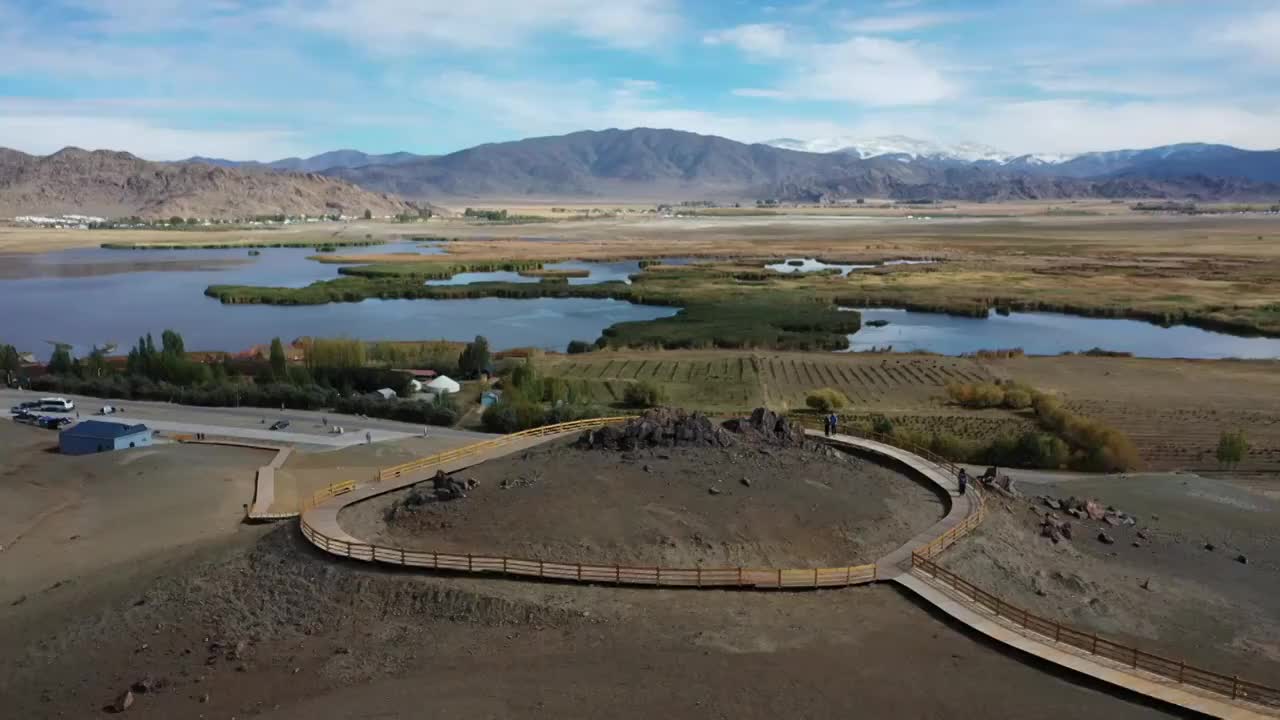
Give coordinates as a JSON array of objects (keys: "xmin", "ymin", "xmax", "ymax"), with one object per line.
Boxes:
[{"xmin": 38, "ymin": 397, "xmax": 75, "ymax": 412}]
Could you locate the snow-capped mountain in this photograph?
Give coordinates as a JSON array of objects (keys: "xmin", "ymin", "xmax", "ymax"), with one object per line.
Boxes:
[{"xmin": 764, "ymin": 135, "xmax": 1029, "ymax": 163}]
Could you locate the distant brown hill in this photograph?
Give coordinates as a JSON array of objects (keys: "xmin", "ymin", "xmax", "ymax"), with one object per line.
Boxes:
[{"xmin": 0, "ymin": 147, "xmax": 415, "ymax": 219}]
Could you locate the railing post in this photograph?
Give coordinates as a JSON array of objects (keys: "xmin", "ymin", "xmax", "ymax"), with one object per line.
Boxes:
[
  {"xmin": 539, "ymin": 559, "xmax": 544, "ymax": 577},
  {"xmin": 1054, "ymin": 622, "xmax": 1061, "ymax": 643},
  {"xmin": 814, "ymin": 568, "xmax": 819, "ymax": 588},
  {"xmin": 1232, "ymin": 676, "xmax": 1239, "ymax": 700},
  {"xmin": 502, "ymin": 557, "xmax": 508, "ymax": 574},
  {"xmin": 433, "ymin": 551, "xmax": 439, "ymax": 568},
  {"xmin": 738, "ymin": 567, "xmax": 743, "ymax": 585},
  {"xmin": 846, "ymin": 566, "xmax": 852, "ymax": 584},
  {"xmin": 1132, "ymin": 647, "xmax": 1138, "ymax": 668},
  {"xmin": 468, "ymin": 554, "xmax": 473, "ymax": 572},
  {"xmin": 399, "ymin": 548, "xmax": 405, "ymax": 565},
  {"xmin": 615, "ymin": 565, "xmax": 620, "ymax": 585},
  {"xmin": 1178, "ymin": 660, "xmax": 1185, "ymax": 683},
  {"xmin": 697, "ymin": 567, "xmax": 702, "ymax": 588},
  {"xmin": 576, "ymin": 563, "xmax": 582, "ymax": 581},
  {"xmin": 777, "ymin": 568, "xmax": 782, "ymax": 588},
  {"xmin": 656, "ymin": 567, "xmax": 661, "ymax": 587},
  {"xmin": 1092, "ymin": 634, "xmax": 1098, "ymax": 654},
  {"xmin": 995, "ymin": 598, "xmax": 1002, "ymax": 617}
]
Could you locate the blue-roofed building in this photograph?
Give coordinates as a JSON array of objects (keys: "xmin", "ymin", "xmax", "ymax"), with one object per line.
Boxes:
[{"xmin": 59, "ymin": 420, "xmax": 152, "ymax": 456}]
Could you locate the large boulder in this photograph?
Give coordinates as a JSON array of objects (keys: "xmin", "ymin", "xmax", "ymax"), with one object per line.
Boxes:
[{"xmin": 722, "ymin": 408, "xmax": 805, "ymax": 447}]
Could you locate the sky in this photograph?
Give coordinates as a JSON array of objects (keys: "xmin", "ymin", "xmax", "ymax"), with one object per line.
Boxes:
[{"xmin": 1, "ymin": 0, "xmax": 1278, "ymax": 160}]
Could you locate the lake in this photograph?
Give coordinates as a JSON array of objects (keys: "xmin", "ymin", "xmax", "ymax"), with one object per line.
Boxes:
[
  {"xmin": 765, "ymin": 257, "xmax": 934, "ymax": 277},
  {"xmin": 0, "ymin": 243, "xmax": 677, "ymax": 354},
  {"xmin": 425, "ymin": 258, "xmax": 701, "ymax": 286},
  {"xmin": 844, "ymin": 307, "xmax": 1280, "ymax": 359}
]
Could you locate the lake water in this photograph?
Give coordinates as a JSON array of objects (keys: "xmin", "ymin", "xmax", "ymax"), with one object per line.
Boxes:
[
  {"xmin": 425, "ymin": 258, "xmax": 702, "ymax": 286},
  {"xmin": 765, "ymin": 257, "xmax": 934, "ymax": 277},
  {"xmin": 0, "ymin": 243, "xmax": 677, "ymax": 353},
  {"xmin": 844, "ymin": 307, "xmax": 1280, "ymax": 359}
]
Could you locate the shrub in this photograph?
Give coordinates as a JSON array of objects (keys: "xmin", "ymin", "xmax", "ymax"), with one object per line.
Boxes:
[
  {"xmin": 945, "ymin": 381, "xmax": 1005, "ymax": 409},
  {"xmin": 622, "ymin": 380, "xmax": 665, "ymax": 408},
  {"xmin": 1001, "ymin": 388, "xmax": 1033, "ymax": 410},
  {"xmin": 566, "ymin": 340, "xmax": 594, "ymax": 354},
  {"xmin": 871, "ymin": 414, "xmax": 894, "ymax": 435},
  {"xmin": 481, "ymin": 399, "xmax": 545, "ymax": 433},
  {"xmin": 805, "ymin": 388, "xmax": 850, "ymax": 412},
  {"xmin": 1216, "ymin": 429, "xmax": 1249, "ymax": 468}
]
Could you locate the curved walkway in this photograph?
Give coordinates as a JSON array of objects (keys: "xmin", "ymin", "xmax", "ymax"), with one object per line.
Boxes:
[{"xmin": 296, "ymin": 420, "xmax": 1277, "ymax": 718}]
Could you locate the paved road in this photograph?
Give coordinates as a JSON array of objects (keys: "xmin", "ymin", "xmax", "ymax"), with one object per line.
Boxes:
[{"xmin": 0, "ymin": 388, "xmax": 493, "ymax": 448}]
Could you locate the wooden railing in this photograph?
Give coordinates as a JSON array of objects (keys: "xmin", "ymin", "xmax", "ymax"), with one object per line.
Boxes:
[
  {"xmin": 377, "ymin": 416, "xmax": 637, "ymax": 483},
  {"xmin": 300, "ymin": 515, "xmax": 878, "ymax": 589},
  {"xmin": 911, "ymin": 553, "xmax": 1280, "ymax": 710},
  {"xmin": 790, "ymin": 413, "xmax": 962, "ymax": 478},
  {"xmin": 299, "ymin": 415, "xmax": 879, "ymax": 590}
]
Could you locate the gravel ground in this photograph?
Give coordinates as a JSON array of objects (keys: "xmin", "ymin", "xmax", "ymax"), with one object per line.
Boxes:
[
  {"xmin": 943, "ymin": 472, "xmax": 1280, "ymax": 682},
  {"xmin": 342, "ymin": 436, "xmax": 946, "ymax": 568}
]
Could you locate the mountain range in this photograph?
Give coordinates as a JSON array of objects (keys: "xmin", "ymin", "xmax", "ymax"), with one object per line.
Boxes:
[
  {"xmin": 0, "ymin": 147, "xmax": 414, "ymax": 219},
  {"xmin": 3, "ymin": 129, "xmax": 1279, "ymax": 218}
]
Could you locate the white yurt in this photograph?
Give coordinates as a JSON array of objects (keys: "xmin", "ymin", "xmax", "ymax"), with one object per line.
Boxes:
[{"xmin": 426, "ymin": 375, "xmax": 461, "ymax": 395}]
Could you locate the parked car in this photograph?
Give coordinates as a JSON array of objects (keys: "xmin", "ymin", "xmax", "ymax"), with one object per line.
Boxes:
[
  {"xmin": 269, "ymin": 420, "xmax": 290, "ymax": 431},
  {"xmin": 98, "ymin": 405, "xmax": 118, "ymax": 415},
  {"xmin": 10, "ymin": 401, "xmax": 39, "ymax": 413},
  {"xmin": 39, "ymin": 416, "xmax": 73, "ymax": 429}
]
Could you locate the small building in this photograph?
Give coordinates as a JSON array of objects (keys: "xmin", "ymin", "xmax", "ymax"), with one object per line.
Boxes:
[
  {"xmin": 426, "ymin": 375, "xmax": 461, "ymax": 395},
  {"xmin": 59, "ymin": 420, "xmax": 152, "ymax": 456},
  {"xmin": 373, "ymin": 388, "xmax": 398, "ymax": 400}
]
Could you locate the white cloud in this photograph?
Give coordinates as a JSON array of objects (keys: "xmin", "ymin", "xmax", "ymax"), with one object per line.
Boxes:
[
  {"xmin": 0, "ymin": 113, "xmax": 310, "ymax": 160},
  {"xmin": 846, "ymin": 12, "xmax": 967, "ymax": 33},
  {"xmin": 780, "ymin": 36, "xmax": 958, "ymax": 105},
  {"xmin": 284, "ymin": 0, "xmax": 680, "ymax": 52},
  {"xmin": 1217, "ymin": 9, "xmax": 1280, "ymax": 63},
  {"xmin": 428, "ymin": 71, "xmax": 862, "ymax": 143},
  {"xmin": 953, "ymin": 99, "xmax": 1280, "ymax": 154},
  {"xmin": 703, "ymin": 24, "xmax": 789, "ymax": 59}
]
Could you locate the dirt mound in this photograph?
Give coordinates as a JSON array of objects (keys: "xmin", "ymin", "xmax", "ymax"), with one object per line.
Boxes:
[
  {"xmin": 577, "ymin": 408, "xmax": 734, "ymax": 450},
  {"xmin": 723, "ymin": 407, "xmax": 807, "ymax": 447}
]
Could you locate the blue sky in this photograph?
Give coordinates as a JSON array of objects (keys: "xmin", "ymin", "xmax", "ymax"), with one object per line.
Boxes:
[{"xmin": 1, "ymin": 0, "xmax": 1277, "ymax": 160}]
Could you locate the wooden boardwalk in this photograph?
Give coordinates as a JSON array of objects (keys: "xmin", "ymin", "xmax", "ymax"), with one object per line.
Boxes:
[{"xmin": 294, "ymin": 419, "xmax": 1278, "ymax": 717}]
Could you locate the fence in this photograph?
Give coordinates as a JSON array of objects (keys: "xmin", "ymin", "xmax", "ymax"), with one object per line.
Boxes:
[
  {"xmin": 299, "ymin": 415, "xmax": 880, "ymax": 590},
  {"xmin": 790, "ymin": 413, "xmax": 962, "ymax": 478},
  {"xmin": 912, "ymin": 549, "xmax": 1279, "ymax": 709},
  {"xmin": 377, "ymin": 416, "xmax": 636, "ymax": 483},
  {"xmin": 300, "ymin": 516, "xmax": 877, "ymax": 589}
]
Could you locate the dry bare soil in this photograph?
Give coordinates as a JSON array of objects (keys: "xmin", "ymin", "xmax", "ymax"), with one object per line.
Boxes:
[
  {"xmin": 342, "ymin": 436, "xmax": 944, "ymax": 568},
  {"xmin": 944, "ymin": 472, "xmax": 1280, "ymax": 683}
]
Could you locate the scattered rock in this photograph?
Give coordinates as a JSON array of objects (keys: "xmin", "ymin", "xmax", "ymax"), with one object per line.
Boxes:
[
  {"xmin": 1097, "ymin": 532, "xmax": 1115, "ymax": 545},
  {"xmin": 232, "ymin": 639, "xmax": 248, "ymax": 660},
  {"xmin": 113, "ymin": 690, "xmax": 134, "ymax": 713},
  {"xmin": 708, "ymin": 487, "xmax": 722, "ymax": 496},
  {"xmin": 1204, "ymin": 542, "xmax": 1216, "ymax": 552},
  {"xmin": 131, "ymin": 676, "xmax": 163, "ymax": 694},
  {"xmin": 334, "ymin": 646, "xmax": 350, "ymax": 655},
  {"xmin": 1136, "ymin": 530, "xmax": 1149, "ymax": 540},
  {"xmin": 1236, "ymin": 554, "xmax": 1248, "ymax": 565},
  {"xmin": 642, "ymin": 464, "xmax": 652, "ymax": 473},
  {"xmin": 198, "ymin": 693, "xmax": 209, "ymax": 704},
  {"xmin": 1140, "ymin": 578, "xmax": 1153, "ymax": 592},
  {"xmin": 1042, "ymin": 496, "xmax": 1062, "ymax": 510},
  {"xmin": 1131, "ymin": 542, "xmax": 1142, "ymax": 548},
  {"xmin": 578, "ymin": 408, "xmax": 735, "ymax": 451},
  {"xmin": 740, "ymin": 477, "xmax": 751, "ymax": 487},
  {"xmin": 1103, "ymin": 513, "xmax": 1123, "ymax": 527},
  {"xmin": 1039, "ymin": 513, "xmax": 1072, "ymax": 543}
]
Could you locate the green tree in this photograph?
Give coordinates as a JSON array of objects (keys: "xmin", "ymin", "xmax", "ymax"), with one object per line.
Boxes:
[
  {"xmin": 0, "ymin": 344, "xmax": 20, "ymax": 375},
  {"xmin": 168, "ymin": 215, "xmax": 184, "ymax": 226},
  {"xmin": 362, "ymin": 209, "xmax": 373, "ymax": 220},
  {"xmin": 48, "ymin": 344, "xmax": 73, "ymax": 375},
  {"xmin": 84, "ymin": 346, "xmax": 109, "ymax": 378},
  {"xmin": 161, "ymin": 329, "xmax": 186, "ymax": 358},
  {"xmin": 269, "ymin": 337, "xmax": 288, "ymax": 379},
  {"xmin": 1216, "ymin": 430, "xmax": 1249, "ymax": 469},
  {"xmin": 457, "ymin": 335, "xmax": 491, "ymax": 379}
]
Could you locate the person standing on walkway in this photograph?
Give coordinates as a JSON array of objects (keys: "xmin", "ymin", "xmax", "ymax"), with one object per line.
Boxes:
[
  {"xmin": 957, "ymin": 468, "xmax": 969, "ymax": 496},
  {"xmin": 823, "ymin": 414, "xmax": 831, "ymax": 437},
  {"xmin": 828, "ymin": 412, "xmax": 838, "ymax": 436},
  {"xmin": 365, "ymin": 431, "xmax": 372, "ymax": 444}
]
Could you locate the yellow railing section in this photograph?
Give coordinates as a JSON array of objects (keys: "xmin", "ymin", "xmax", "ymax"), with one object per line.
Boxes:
[{"xmin": 377, "ymin": 416, "xmax": 637, "ymax": 483}]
